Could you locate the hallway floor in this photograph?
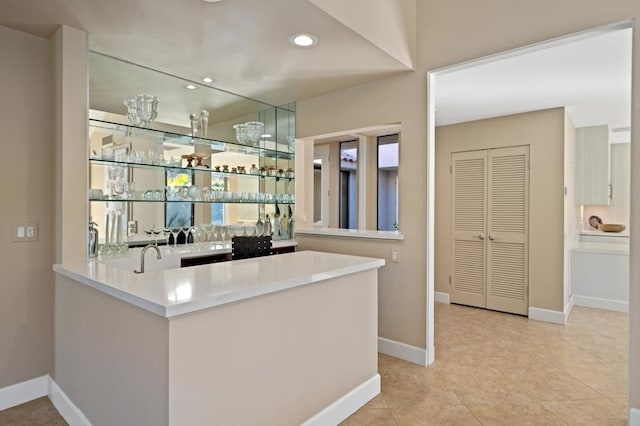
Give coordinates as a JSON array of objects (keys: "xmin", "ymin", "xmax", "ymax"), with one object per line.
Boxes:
[
  {"xmin": 0, "ymin": 303, "xmax": 628, "ymax": 425},
  {"xmin": 342, "ymin": 303, "xmax": 628, "ymax": 425}
]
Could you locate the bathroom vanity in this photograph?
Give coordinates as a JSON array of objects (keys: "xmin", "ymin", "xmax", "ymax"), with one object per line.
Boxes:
[{"xmin": 53, "ymin": 250, "xmax": 384, "ymax": 425}]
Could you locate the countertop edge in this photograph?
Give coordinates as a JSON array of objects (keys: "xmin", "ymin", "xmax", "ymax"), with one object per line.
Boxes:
[
  {"xmin": 53, "ymin": 252, "xmax": 385, "ymax": 319},
  {"xmin": 53, "ymin": 264, "xmax": 168, "ymax": 317},
  {"xmin": 164, "ymin": 257, "xmax": 385, "ymax": 317},
  {"xmin": 295, "ymin": 228, "xmax": 405, "ymax": 241}
]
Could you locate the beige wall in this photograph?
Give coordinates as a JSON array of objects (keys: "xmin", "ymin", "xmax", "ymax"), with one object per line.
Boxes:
[
  {"xmin": 296, "ymin": 235, "xmax": 413, "ymax": 346},
  {"xmin": 52, "ymin": 25, "xmax": 87, "ymax": 264},
  {"xmin": 0, "ymin": 26, "xmax": 53, "ymax": 388},
  {"xmin": 296, "ymin": 0, "xmax": 640, "ymax": 410},
  {"xmin": 435, "ymin": 108, "xmax": 566, "ymax": 311}
]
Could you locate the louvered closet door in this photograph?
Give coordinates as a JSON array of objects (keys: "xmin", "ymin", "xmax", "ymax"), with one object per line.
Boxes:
[
  {"xmin": 486, "ymin": 146, "xmax": 529, "ymax": 315},
  {"xmin": 450, "ymin": 150, "xmax": 487, "ymax": 308}
]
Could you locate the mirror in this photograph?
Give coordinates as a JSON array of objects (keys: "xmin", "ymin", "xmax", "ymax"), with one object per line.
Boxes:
[{"xmin": 88, "ymin": 51, "xmax": 295, "ymax": 247}]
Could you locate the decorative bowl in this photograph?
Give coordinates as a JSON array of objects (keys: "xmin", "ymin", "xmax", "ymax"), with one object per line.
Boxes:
[{"xmin": 598, "ymin": 224, "xmax": 625, "ymax": 233}]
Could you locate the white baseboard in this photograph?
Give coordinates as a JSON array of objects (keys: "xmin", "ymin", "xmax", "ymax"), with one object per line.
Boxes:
[
  {"xmin": 435, "ymin": 291, "xmax": 450, "ymax": 304},
  {"xmin": 0, "ymin": 375, "xmax": 91, "ymax": 426},
  {"xmin": 378, "ymin": 336, "xmax": 428, "ymax": 366},
  {"xmin": 528, "ymin": 306, "xmax": 566, "ymax": 324},
  {"xmin": 564, "ymin": 295, "xmax": 574, "ymax": 322},
  {"xmin": 48, "ymin": 377, "xmax": 91, "ymax": 426},
  {"xmin": 573, "ymin": 295, "xmax": 629, "ymax": 313},
  {"xmin": 630, "ymin": 408, "xmax": 640, "ymax": 426},
  {"xmin": 302, "ymin": 374, "xmax": 380, "ymax": 426},
  {"xmin": 0, "ymin": 375, "xmax": 48, "ymax": 411}
]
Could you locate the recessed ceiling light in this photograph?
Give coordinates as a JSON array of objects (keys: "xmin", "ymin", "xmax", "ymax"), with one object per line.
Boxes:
[
  {"xmin": 185, "ymin": 84, "xmax": 197, "ymax": 90},
  {"xmin": 291, "ymin": 34, "xmax": 317, "ymax": 47},
  {"xmin": 203, "ymin": 0, "xmax": 223, "ymax": 3},
  {"xmin": 261, "ymin": 134, "xmax": 272, "ymax": 138},
  {"xmin": 202, "ymin": 77, "xmax": 214, "ymax": 83}
]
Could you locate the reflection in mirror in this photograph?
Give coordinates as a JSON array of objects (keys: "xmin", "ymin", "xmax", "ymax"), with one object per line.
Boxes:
[
  {"xmin": 339, "ymin": 141, "xmax": 358, "ymax": 229},
  {"xmin": 313, "ymin": 159, "xmax": 322, "ymax": 223}
]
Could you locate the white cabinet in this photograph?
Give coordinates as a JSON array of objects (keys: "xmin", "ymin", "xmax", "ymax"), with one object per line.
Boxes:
[
  {"xmin": 575, "ymin": 125, "xmax": 610, "ymax": 205},
  {"xmin": 572, "ymin": 245, "xmax": 629, "ymax": 312}
]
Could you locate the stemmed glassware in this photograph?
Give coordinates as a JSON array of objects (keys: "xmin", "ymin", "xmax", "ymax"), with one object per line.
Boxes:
[
  {"xmin": 187, "ymin": 226, "xmax": 197, "ymax": 244},
  {"xmin": 245, "ymin": 121, "xmax": 264, "ymax": 145},
  {"xmin": 137, "ymin": 95, "xmax": 158, "ymax": 127},
  {"xmin": 152, "ymin": 227, "xmax": 163, "ymax": 245},
  {"xmin": 123, "ymin": 94, "xmax": 158, "ymax": 128},
  {"xmin": 162, "ymin": 227, "xmax": 172, "ymax": 246},
  {"xmin": 123, "ymin": 98, "xmax": 141, "ymax": 126},
  {"xmin": 169, "ymin": 227, "xmax": 181, "ymax": 247},
  {"xmin": 233, "ymin": 121, "xmax": 264, "ymax": 147},
  {"xmin": 233, "ymin": 124, "xmax": 249, "ymax": 144}
]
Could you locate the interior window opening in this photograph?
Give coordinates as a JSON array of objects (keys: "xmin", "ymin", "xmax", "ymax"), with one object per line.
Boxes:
[{"xmin": 377, "ymin": 134, "xmax": 399, "ymax": 231}]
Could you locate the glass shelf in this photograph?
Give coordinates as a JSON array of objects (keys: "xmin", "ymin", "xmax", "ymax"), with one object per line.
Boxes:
[
  {"xmin": 89, "ymin": 199, "xmax": 295, "ymax": 205},
  {"xmin": 90, "ymin": 158, "xmax": 294, "ymax": 181},
  {"xmin": 90, "ymin": 118, "xmax": 294, "ymax": 160}
]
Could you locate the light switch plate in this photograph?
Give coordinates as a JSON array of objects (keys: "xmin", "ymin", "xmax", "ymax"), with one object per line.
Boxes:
[
  {"xmin": 13, "ymin": 222, "xmax": 38, "ymax": 242},
  {"xmin": 390, "ymin": 247, "xmax": 400, "ymax": 263}
]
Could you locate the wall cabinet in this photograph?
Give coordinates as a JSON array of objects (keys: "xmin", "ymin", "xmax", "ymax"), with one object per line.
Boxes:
[
  {"xmin": 89, "ymin": 118, "xmax": 295, "ymax": 247},
  {"xmin": 575, "ymin": 125, "xmax": 610, "ymax": 205}
]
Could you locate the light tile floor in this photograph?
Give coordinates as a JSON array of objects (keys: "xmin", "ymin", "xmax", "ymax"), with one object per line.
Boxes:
[
  {"xmin": 342, "ymin": 303, "xmax": 628, "ymax": 425},
  {"xmin": 0, "ymin": 303, "xmax": 628, "ymax": 425}
]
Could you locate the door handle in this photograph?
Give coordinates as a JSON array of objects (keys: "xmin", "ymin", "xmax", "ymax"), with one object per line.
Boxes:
[
  {"xmin": 488, "ymin": 235, "xmax": 495, "ymax": 241},
  {"xmin": 473, "ymin": 234, "xmax": 485, "ymax": 240}
]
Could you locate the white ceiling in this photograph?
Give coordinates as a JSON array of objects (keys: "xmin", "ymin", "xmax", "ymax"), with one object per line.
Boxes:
[
  {"xmin": 1, "ymin": 1, "xmax": 632, "ymax": 139},
  {"xmin": 0, "ymin": 0, "xmax": 413, "ymax": 107},
  {"xmin": 435, "ymin": 27, "xmax": 633, "ymax": 142}
]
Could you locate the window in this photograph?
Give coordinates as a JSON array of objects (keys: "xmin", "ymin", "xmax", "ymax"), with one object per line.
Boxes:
[
  {"xmin": 339, "ymin": 140, "xmax": 358, "ymax": 229},
  {"xmin": 377, "ymin": 134, "xmax": 399, "ymax": 231},
  {"xmin": 165, "ymin": 168, "xmax": 194, "ymax": 228},
  {"xmin": 311, "ymin": 125, "xmax": 400, "ymax": 230}
]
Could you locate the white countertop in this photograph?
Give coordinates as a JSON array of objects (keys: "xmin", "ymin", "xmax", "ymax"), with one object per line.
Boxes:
[
  {"xmin": 295, "ymin": 227, "xmax": 404, "ymax": 241},
  {"xmin": 54, "ymin": 250, "xmax": 385, "ymax": 318}
]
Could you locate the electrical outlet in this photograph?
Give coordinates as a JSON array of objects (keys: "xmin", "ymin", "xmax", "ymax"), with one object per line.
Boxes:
[
  {"xmin": 390, "ymin": 248, "xmax": 399, "ymax": 263},
  {"xmin": 128, "ymin": 220, "xmax": 138, "ymax": 235}
]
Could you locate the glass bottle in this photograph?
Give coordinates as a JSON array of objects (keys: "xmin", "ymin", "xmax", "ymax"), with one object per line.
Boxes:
[{"xmin": 265, "ymin": 214, "xmax": 272, "ymax": 237}]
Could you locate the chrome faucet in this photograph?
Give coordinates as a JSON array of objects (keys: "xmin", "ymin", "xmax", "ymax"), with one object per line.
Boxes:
[{"xmin": 134, "ymin": 244, "xmax": 162, "ymax": 274}]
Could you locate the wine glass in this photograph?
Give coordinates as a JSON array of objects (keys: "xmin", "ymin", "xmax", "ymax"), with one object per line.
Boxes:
[
  {"xmin": 187, "ymin": 226, "xmax": 197, "ymax": 245},
  {"xmin": 169, "ymin": 228, "xmax": 182, "ymax": 247},
  {"xmin": 162, "ymin": 227, "xmax": 172, "ymax": 246},
  {"xmin": 202, "ymin": 224, "xmax": 213, "ymax": 243}
]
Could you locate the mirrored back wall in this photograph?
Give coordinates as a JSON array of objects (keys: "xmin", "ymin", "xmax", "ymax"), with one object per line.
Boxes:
[{"xmin": 89, "ymin": 51, "xmax": 295, "ymax": 149}]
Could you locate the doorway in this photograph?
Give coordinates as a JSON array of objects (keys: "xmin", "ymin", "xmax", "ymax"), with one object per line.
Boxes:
[{"xmin": 426, "ymin": 20, "xmax": 633, "ymax": 367}]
